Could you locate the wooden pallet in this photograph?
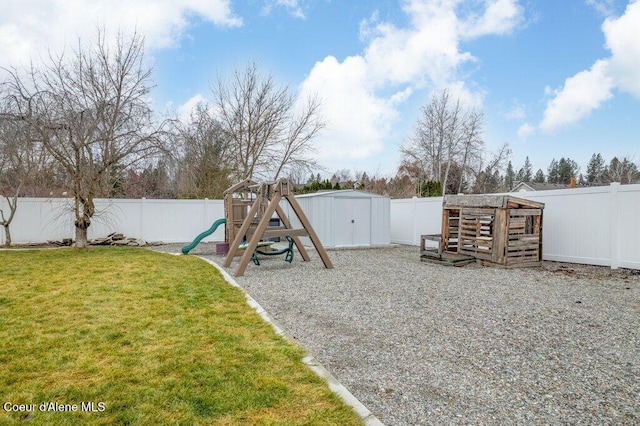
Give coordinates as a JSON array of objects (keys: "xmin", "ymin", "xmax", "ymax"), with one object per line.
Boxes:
[{"xmin": 420, "ymin": 251, "xmax": 476, "ymax": 267}]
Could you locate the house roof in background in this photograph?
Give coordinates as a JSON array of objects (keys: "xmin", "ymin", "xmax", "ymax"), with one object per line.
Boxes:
[{"xmin": 511, "ymin": 182, "xmax": 570, "ymax": 192}]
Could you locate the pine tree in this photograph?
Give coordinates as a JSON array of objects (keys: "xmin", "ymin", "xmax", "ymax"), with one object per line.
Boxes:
[
  {"xmin": 522, "ymin": 156, "xmax": 533, "ymax": 181},
  {"xmin": 578, "ymin": 173, "xmax": 586, "ymax": 186},
  {"xmin": 419, "ymin": 180, "xmax": 443, "ymax": 197},
  {"xmin": 557, "ymin": 157, "xmax": 580, "ymax": 184},
  {"xmin": 505, "ymin": 161, "xmax": 515, "ymax": 190},
  {"xmin": 533, "ymin": 169, "xmax": 545, "ymax": 183},
  {"xmin": 547, "ymin": 159, "xmax": 559, "ymax": 183},
  {"xmin": 586, "ymin": 153, "xmax": 605, "ymax": 185}
]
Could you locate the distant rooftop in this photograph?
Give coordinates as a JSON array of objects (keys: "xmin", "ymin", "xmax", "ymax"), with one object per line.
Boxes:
[{"xmin": 511, "ymin": 182, "xmax": 570, "ymax": 192}]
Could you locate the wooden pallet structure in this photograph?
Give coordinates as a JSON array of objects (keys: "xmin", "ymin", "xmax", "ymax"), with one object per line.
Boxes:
[
  {"xmin": 420, "ymin": 234, "xmax": 476, "ymax": 266},
  {"xmin": 222, "ymin": 178, "xmax": 333, "ymax": 277},
  {"xmin": 438, "ymin": 194, "xmax": 545, "ymax": 268}
]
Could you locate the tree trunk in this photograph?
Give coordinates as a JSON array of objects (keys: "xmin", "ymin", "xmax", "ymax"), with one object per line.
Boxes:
[
  {"xmin": 3, "ymin": 224, "xmax": 10, "ymax": 247},
  {"xmin": 75, "ymin": 223, "xmax": 88, "ymax": 248}
]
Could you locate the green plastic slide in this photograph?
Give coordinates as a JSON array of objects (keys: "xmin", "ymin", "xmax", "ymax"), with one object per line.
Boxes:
[{"xmin": 182, "ymin": 218, "xmax": 226, "ymax": 254}]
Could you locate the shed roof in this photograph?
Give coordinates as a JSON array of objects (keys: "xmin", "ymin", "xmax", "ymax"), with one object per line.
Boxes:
[{"xmin": 443, "ymin": 194, "xmax": 544, "ymax": 209}]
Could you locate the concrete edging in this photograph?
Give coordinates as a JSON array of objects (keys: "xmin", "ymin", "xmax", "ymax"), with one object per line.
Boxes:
[{"xmin": 200, "ymin": 256, "xmax": 384, "ymax": 426}]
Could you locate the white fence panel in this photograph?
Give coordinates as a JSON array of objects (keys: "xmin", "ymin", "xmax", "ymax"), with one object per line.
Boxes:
[
  {"xmin": 89, "ymin": 199, "xmax": 143, "ymax": 241},
  {"xmin": 0, "ymin": 197, "xmax": 225, "ymax": 245},
  {"xmin": 3, "ymin": 184, "xmax": 639, "ymax": 270},
  {"xmin": 618, "ymin": 185, "xmax": 640, "ymax": 270},
  {"xmin": 1, "ymin": 198, "xmax": 75, "ymax": 243},
  {"xmin": 412, "ymin": 197, "xmax": 444, "ymax": 247},
  {"xmin": 520, "ymin": 187, "xmax": 613, "ymax": 266},
  {"xmin": 389, "ymin": 199, "xmax": 415, "ymax": 245},
  {"xmin": 390, "ymin": 197, "xmax": 443, "ymax": 246}
]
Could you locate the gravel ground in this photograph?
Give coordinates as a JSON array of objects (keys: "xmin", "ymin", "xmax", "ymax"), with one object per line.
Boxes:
[{"xmin": 152, "ymin": 243, "xmax": 640, "ymax": 425}]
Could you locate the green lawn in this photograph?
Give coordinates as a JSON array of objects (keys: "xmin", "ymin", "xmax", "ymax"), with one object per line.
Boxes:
[{"xmin": 0, "ymin": 248, "xmax": 362, "ymax": 425}]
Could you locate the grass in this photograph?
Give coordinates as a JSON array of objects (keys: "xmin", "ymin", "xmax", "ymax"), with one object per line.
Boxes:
[{"xmin": 0, "ymin": 247, "xmax": 362, "ymax": 425}]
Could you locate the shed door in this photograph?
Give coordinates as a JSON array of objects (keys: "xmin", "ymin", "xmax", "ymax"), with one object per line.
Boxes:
[{"xmin": 334, "ymin": 198, "xmax": 371, "ymax": 247}]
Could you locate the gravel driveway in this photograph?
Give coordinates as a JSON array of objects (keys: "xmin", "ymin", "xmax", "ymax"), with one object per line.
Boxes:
[{"xmin": 153, "ymin": 243, "xmax": 639, "ymax": 425}]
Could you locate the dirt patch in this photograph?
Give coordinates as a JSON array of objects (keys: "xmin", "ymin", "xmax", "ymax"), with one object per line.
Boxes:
[{"xmin": 542, "ymin": 261, "xmax": 640, "ymax": 282}]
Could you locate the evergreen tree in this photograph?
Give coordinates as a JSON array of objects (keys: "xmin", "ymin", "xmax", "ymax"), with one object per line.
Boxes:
[
  {"xmin": 505, "ymin": 161, "xmax": 515, "ymax": 190},
  {"xmin": 533, "ymin": 169, "xmax": 545, "ymax": 183},
  {"xmin": 419, "ymin": 180, "xmax": 443, "ymax": 197},
  {"xmin": 547, "ymin": 159, "xmax": 559, "ymax": 183},
  {"xmin": 586, "ymin": 153, "xmax": 605, "ymax": 185},
  {"xmin": 522, "ymin": 156, "xmax": 533, "ymax": 181},
  {"xmin": 515, "ymin": 168, "xmax": 525, "ymax": 182},
  {"xmin": 578, "ymin": 173, "xmax": 586, "ymax": 186},
  {"xmin": 557, "ymin": 157, "xmax": 580, "ymax": 184}
]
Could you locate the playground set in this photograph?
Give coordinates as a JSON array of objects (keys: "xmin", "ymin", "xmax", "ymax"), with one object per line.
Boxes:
[{"xmin": 182, "ymin": 178, "xmax": 332, "ymax": 277}]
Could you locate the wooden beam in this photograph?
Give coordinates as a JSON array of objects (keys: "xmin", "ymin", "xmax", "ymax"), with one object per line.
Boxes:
[
  {"xmin": 223, "ymin": 196, "xmax": 261, "ymax": 267},
  {"xmin": 284, "ymin": 193, "xmax": 333, "ymax": 269},
  {"xmin": 262, "ymin": 228, "xmax": 309, "ymax": 238},
  {"xmin": 494, "ymin": 208, "xmax": 507, "ymax": 264},
  {"xmin": 234, "ymin": 193, "xmax": 283, "ymax": 277},
  {"xmin": 441, "ymin": 208, "xmax": 450, "ymax": 252},
  {"xmin": 275, "ymin": 204, "xmax": 310, "ymax": 262}
]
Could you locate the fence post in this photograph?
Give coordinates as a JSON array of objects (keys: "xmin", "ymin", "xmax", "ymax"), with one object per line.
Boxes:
[
  {"xmin": 609, "ymin": 182, "xmax": 620, "ymax": 269},
  {"xmin": 412, "ymin": 197, "xmax": 418, "ymax": 246},
  {"xmin": 140, "ymin": 197, "xmax": 146, "ymax": 241},
  {"xmin": 204, "ymin": 198, "xmax": 209, "ymax": 230}
]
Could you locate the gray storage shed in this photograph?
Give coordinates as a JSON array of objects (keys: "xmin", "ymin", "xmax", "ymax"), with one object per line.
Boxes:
[{"xmin": 281, "ymin": 190, "xmax": 391, "ymax": 248}]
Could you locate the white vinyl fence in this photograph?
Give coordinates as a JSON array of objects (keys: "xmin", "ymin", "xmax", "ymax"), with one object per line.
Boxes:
[
  {"xmin": 0, "ymin": 198, "xmax": 225, "ymax": 245},
  {"xmin": 390, "ymin": 183, "xmax": 640, "ymax": 270},
  {"xmin": 3, "ymin": 183, "xmax": 639, "ymax": 270}
]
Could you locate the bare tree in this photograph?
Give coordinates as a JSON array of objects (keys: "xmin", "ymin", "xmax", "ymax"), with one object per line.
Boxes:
[
  {"xmin": 214, "ymin": 63, "xmax": 324, "ymax": 181},
  {"xmin": 605, "ymin": 156, "xmax": 639, "ymax": 184},
  {"xmin": 174, "ymin": 103, "xmax": 232, "ymax": 198},
  {"xmin": 456, "ymin": 108, "xmax": 484, "ymax": 193},
  {"xmin": 2, "ymin": 29, "xmax": 167, "ymax": 247},
  {"xmin": 400, "ymin": 89, "xmax": 485, "ymax": 195},
  {"xmin": 471, "ymin": 143, "xmax": 511, "ymax": 194},
  {"xmin": 0, "ymin": 99, "xmax": 50, "ymax": 245}
]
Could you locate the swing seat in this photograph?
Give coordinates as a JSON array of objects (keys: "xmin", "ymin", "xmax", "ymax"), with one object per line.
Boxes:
[{"xmin": 251, "ymin": 236, "xmax": 295, "ymax": 265}]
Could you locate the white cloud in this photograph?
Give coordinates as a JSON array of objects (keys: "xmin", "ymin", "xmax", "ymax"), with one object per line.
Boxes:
[
  {"xmin": 517, "ymin": 123, "xmax": 536, "ymax": 139},
  {"xmin": 460, "ymin": 0, "xmax": 524, "ymax": 38},
  {"xmin": 262, "ymin": 0, "xmax": 306, "ymax": 19},
  {"xmin": 536, "ymin": 1, "xmax": 640, "ymax": 132},
  {"xmin": 176, "ymin": 93, "xmax": 212, "ymax": 122},
  {"xmin": 586, "ymin": 0, "xmax": 616, "ymax": 16},
  {"xmin": 603, "ymin": 0, "xmax": 640, "ymax": 97},
  {"xmin": 276, "ymin": 0, "xmax": 306, "ymax": 19},
  {"xmin": 298, "ymin": 55, "xmax": 396, "ymax": 160},
  {"xmin": 0, "ymin": 0, "xmax": 241, "ymax": 68},
  {"xmin": 540, "ymin": 60, "xmax": 614, "ymax": 132},
  {"xmin": 446, "ymin": 81, "xmax": 486, "ymax": 109},
  {"xmin": 505, "ymin": 103, "xmax": 526, "ymax": 120},
  {"xmin": 299, "ymin": 0, "xmax": 524, "ymax": 161}
]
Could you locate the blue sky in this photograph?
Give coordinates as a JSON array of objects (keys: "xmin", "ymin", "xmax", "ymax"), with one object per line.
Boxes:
[{"xmin": 2, "ymin": 0, "xmax": 639, "ymax": 179}]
